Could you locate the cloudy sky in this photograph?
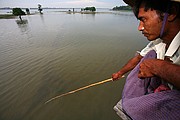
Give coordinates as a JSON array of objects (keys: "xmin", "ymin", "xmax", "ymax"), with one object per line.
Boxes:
[{"xmin": 0, "ymin": 0, "xmax": 127, "ymax": 8}]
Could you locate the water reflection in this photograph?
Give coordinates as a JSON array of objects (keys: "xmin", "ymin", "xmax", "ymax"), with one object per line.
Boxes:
[
  {"xmin": 80, "ymin": 13, "xmax": 95, "ymax": 21},
  {"xmin": 40, "ymin": 14, "xmax": 45, "ymax": 23},
  {"xmin": 87, "ymin": 13, "xmax": 95, "ymax": 21},
  {"xmin": 0, "ymin": 11, "xmax": 147, "ymax": 120},
  {"xmin": 16, "ymin": 19, "xmax": 29, "ymax": 33},
  {"xmin": 15, "ymin": 19, "xmax": 34, "ymax": 45}
]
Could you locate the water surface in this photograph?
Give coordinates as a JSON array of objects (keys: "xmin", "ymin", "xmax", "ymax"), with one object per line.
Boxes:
[{"xmin": 0, "ymin": 10, "xmax": 148, "ymax": 120}]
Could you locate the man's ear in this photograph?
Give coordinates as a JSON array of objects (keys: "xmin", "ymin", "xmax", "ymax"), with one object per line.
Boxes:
[{"xmin": 168, "ymin": 3, "xmax": 179, "ymax": 22}]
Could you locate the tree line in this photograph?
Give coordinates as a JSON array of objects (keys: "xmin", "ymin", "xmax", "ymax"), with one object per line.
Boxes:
[
  {"xmin": 82, "ymin": 7, "xmax": 96, "ymax": 12},
  {"xmin": 112, "ymin": 6, "xmax": 132, "ymax": 11}
]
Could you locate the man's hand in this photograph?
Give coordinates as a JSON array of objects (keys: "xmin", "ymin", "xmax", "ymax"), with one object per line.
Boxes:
[
  {"xmin": 112, "ymin": 54, "xmax": 143, "ymax": 81},
  {"xmin": 138, "ymin": 59, "xmax": 159, "ymax": 78},
  {"xmin": 112, "ymin": 72, "xmax": 123, "ymax": 81},
  {"xmin": 112, "ymin": 73, "xmax": 120, "ymax": 81}
]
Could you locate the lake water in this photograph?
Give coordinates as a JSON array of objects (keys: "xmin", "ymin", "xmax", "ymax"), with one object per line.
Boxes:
[{"xmin": 0, "ymin": 9, "xmax": 148, "ymax": 120}]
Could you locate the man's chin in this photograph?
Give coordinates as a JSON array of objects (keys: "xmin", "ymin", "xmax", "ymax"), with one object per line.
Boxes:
[{"xmin": 146, "ymin": 36, "xmax": 157, "ymax": 41}]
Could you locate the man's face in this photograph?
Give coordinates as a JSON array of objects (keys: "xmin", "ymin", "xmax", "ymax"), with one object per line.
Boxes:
[{"xmin": 137, "ymin": 3, "xmax": 163, "ymax": 41}]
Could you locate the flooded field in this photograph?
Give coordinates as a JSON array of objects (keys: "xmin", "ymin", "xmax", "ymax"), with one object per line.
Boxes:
[{"xmin": 0, "ymin": 9, "xmax": 147, "ymax": 120}]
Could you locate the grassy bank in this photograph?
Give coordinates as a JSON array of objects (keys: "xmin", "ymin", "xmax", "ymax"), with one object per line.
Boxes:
[{"xmin": 0, "ymin": 14, "xmax": 16, "ymax": 19}]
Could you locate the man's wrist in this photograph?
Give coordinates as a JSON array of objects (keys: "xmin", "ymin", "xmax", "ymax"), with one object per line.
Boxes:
[{"xmin": 117, "ymin": 71, "xmax": 123, "ymax": 76}]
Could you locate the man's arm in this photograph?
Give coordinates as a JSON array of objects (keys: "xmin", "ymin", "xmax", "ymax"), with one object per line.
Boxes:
[
  {"xmin": 139, "ymin": 59, "xmax": 180, "ymax": 89},
  {"xmin": 112, "ymin": 54, "xmax": 143, "ymax": 80}
]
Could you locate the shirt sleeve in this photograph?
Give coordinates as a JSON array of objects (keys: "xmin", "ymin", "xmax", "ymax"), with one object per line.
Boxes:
[
  {"xmin": 140, "ymin": 39, "xmax": 163, "ymax": 57},
  {"xmin": 140, "ymin": 42, "xmax": 155, "ymax": 57}
]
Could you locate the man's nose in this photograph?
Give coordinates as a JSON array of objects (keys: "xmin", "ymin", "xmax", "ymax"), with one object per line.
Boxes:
[{"xmin": 138, "ymin": 21, "xmax": 144, "ymax": 31}]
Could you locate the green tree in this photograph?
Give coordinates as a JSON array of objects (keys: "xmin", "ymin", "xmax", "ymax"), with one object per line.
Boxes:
[
  {"xmin": 112, "ymin": 5, "xmax": 132, "ymax": 11},
  {"xmin": 12, "ymin": 8, "xmax": 26, "ymax": 21},
  {"xmin": 84, "ymin": 7, "xmax": 96, "ymax": 12},
  {"xmin": 91, "ymin": 7, "xmax": 96, "ymax": 12}
]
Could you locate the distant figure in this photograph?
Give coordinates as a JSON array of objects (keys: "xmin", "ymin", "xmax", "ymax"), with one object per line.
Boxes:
[
  {"xmin": 38, "ymin": 4, "xmax": 43, "ymax": 14},
  {"xmin": 26, "ymin": 8, "xmax": 30, "ymax": 15}
]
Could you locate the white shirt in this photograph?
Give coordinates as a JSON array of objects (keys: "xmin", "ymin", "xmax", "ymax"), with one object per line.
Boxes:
[
  {"xmin": 140, "ymin": 31, "xmax": 180, "ymax": 89},
  {"xmin": 140, "ymin": 31, "xmax": 180, "ymax": 64}
]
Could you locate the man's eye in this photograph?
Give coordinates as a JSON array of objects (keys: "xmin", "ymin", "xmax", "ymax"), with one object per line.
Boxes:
[
  {"xmin": 141, "ymin": 18, "xmax": 146, "ymax": 22},
  {"xmin": 139, "ymin": 17, "xmax": 146, "ymax": 22}
]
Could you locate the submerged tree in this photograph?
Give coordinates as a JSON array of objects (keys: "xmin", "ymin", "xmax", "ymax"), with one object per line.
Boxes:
[
  {"xmin": 38, "ymin": 4, "xmax": 43, "ymax": 14},
  {"xmin": 12, "ymin": 8, "xmax": 26, "ymax": 21},
  {"xmin": 84, "ymin": 7, "xmax": 96, "ymax": 12}
]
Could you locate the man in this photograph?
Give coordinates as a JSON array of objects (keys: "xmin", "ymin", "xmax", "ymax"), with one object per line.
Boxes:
[{"xmin": 112, "ymin": 0, "xmax": 180, "ymax": 119}]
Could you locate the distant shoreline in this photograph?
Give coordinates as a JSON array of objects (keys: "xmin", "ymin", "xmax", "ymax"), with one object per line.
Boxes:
[
  {"xmin": 0, "ymin": 14, "xmax": 16, "ymax": 19},
  {"xmin": 0, "ymin": 10, "xmax": 133, "ymax": 19},
  {"xmin": 0, "ymin": 13, "xmax": 39, "ymax": 19}
]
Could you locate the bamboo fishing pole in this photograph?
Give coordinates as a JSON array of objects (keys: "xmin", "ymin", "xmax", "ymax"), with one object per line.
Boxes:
[{"xmin": 45, "ymin": 76, "xmax": 125, "ymax": 104}]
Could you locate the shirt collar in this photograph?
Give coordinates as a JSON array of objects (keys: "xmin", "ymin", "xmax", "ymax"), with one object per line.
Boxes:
[{"xmin": 165, "ymin": 31, "xmax": 180, "ymax": 57}]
